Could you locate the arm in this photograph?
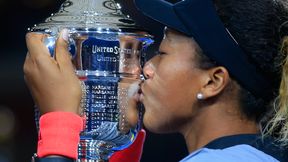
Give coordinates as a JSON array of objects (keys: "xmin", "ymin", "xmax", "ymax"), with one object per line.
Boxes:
[{"xmin": 25, "ymin": 30, "xmax": 83, "ymax": 161}]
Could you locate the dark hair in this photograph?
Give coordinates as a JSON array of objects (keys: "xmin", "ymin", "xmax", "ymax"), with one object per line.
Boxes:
[{"xmin": 197, "ymin": 0, "xmax": 288, "ymax": 123}]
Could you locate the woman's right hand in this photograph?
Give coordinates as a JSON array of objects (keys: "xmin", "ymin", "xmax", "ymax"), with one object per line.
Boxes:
[{"xmin": 24, "ymin": 29, "xmax": 82, "ymax": 115}]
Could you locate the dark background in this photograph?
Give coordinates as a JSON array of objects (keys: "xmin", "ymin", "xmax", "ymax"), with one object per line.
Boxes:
[{"xmin": 0, "ymin": 0, "xmax": 188, "ymax": 162}]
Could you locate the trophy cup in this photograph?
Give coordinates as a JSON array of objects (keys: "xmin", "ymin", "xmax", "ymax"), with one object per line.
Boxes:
[{"xmin": 29, "ymin": 0, "xmax": 153, "ymax": 161}]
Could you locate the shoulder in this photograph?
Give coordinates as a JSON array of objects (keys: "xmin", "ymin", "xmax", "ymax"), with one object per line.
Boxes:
[{"xmin": 180, "ymin": 144, "xmax": 279, "ymax": 162}]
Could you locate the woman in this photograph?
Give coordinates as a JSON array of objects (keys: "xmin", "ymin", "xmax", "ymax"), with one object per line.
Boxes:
[{"xmin": 24, "ymin": 0, "xmax": 288, "ymax": 161}]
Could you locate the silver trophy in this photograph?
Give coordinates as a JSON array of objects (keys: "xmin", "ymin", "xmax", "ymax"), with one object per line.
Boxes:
[{"xmin": 30, "ymin": 0, "xmax": 153, "ymax": 161}]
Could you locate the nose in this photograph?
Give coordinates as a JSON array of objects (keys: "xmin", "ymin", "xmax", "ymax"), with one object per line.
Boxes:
[{"xmin": 143, "ymin": 56, "xmax": 158, "ymax": 79}]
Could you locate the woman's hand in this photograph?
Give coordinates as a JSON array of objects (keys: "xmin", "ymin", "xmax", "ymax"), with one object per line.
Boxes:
[{"xmin": 24, "ymin": 29, "xmax": 82, "ymax": 115}]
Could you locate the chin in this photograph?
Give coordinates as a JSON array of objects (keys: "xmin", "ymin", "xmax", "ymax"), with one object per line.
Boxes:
[
  {"xmin": 143, "ymin": 116, "xmax": 157, "ymax": 133},
  {"xmin": 143, "ymin": 116, "xmax": 170, "ymax": 134}
]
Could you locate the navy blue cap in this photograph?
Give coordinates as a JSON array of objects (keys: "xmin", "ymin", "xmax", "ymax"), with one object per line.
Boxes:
[{"xmin": 134, "ymin": 0, "xmax": 272, "ymax": 100}]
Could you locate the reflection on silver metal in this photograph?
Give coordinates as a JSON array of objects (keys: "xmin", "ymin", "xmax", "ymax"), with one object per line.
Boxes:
[
  {"xmin": 30, "ymin": 0, "xmax": 153, "ymax": 161},
  {"xmin": 30, "ymin": 0, "xmax": 148, "ymax": 36}
]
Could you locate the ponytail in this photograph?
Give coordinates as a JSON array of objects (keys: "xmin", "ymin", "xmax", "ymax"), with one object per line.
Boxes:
[{"xmin": 265, "ymin": 36, "xmax": 288, "ymax": 145}]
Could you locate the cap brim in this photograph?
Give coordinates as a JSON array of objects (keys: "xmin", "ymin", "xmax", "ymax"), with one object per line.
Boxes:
[{"xmin": 134, "ymin": 0, "xmax": 190, "ymax": 35}]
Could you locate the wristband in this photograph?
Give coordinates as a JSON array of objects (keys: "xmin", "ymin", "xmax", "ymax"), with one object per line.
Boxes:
[
  {"xmin": 37, "ymin": 112, "xmax": 84, "ymax": 159},
  {"xmin": 32, "ymin": 154, "xmax": 74, "ymax": 162}
]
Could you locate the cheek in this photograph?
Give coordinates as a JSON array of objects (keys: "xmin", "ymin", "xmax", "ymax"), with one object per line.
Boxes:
[
  {"xmin": 142, "ymin": 62, "xmax": 199, "ymax": 132},
  {"xmin": 155, "ymin": 60, "xmax": 198, "ymax": 107}
]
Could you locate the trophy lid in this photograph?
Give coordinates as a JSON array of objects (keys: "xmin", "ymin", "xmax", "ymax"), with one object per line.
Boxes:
[{"xmin": 30, "ymin": 0, "xmax": 149, "ymax": 36}]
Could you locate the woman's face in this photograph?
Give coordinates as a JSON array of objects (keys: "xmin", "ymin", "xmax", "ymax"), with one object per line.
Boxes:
[{"xmin": 140, "ymin": 28, "xmax": 207, "ymax": 133}]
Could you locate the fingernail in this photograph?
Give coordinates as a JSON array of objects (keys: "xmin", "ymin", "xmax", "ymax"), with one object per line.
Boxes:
[{"xmin": 61, "ymin": 29, "xmax": 69, "ymax": 42}]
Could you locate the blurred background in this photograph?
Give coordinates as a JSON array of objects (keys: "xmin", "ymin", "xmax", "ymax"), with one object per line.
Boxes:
[{"xmin": 0, "ymin": 0, "xmax": 188, "ymax": 161}]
